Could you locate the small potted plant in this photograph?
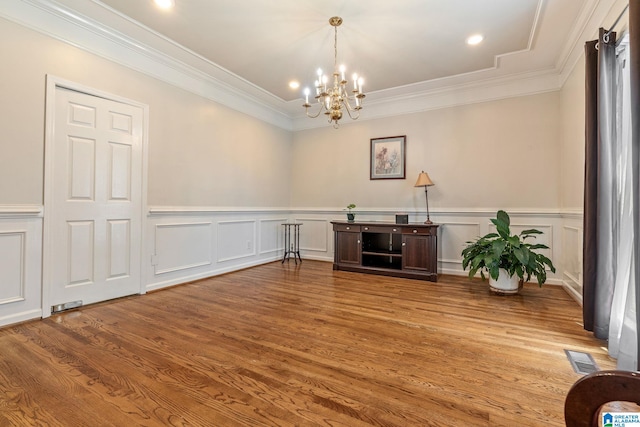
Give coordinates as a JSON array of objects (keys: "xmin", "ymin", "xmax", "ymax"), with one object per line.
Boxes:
[
  {"xmin": 345, "ymin": 204, "xmax": 356, "ymax": 222},
  {"xmin": 461, "ymin": 210, "xmax": 556, "ymax": 294}
]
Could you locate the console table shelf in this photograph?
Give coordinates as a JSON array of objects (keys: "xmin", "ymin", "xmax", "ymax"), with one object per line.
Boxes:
[{"xmin": 331, "ymin": 221, "xmax": 438, "ymax": 282}]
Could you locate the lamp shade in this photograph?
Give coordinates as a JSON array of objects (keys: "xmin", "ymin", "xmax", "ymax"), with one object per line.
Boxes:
[{"xmin": 414, "ymin": 171, "xmax": 434, "ymax": 187}]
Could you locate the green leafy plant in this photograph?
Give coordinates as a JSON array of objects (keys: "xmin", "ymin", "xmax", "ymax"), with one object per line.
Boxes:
[
  {"xmin": 344, "ymin": 203, "xmax": 356, "ymax": 221},
  {"xmin": 461, "ymin": 210, "xmax": 556, "ymax": 286}
]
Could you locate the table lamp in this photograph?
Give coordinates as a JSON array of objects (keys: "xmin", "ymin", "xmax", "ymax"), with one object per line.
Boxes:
[{"xmin": 414, "ymin": 171, "xmax": 435, "ymax": 224}]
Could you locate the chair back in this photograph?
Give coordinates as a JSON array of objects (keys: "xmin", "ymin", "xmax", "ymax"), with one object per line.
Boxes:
[{"xmin": 565, "ymin": 370, "xmax": 640, "ymax": 426}]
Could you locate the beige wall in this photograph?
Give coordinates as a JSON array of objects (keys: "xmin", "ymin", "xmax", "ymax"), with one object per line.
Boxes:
[
  {"xmin": 1, "ymin": 16, "xmax": 575, "ymax": 213},
  {"xmin": 290, "ymin": 92, "xmax": 562, "ymax": 211},
  {"xmin": 0, "ymin": 18, "xmax": 292, "ymax": 207},
  {"xmin": 559, "ymin": 55, "xmax": 586, "ymax": 211}
]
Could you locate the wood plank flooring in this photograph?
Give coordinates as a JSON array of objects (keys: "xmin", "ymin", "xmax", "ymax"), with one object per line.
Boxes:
[{"xmin": 0, "ymin": 260, "xmax": 615, "ymax": 426}]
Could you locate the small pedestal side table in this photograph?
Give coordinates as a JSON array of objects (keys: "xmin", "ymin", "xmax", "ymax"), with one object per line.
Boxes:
[{"xmin": 282, "ymin": 222, "xmax": 302, "ymax": 264}]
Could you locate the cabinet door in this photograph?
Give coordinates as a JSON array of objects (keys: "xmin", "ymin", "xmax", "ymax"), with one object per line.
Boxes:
[
  {"xmin": 402, "ymin": 234, "xmax": 436, "ymax": 272},
  {"xmin": 336, "ymin": 232, "xmax": 361, "ymax": 265}
]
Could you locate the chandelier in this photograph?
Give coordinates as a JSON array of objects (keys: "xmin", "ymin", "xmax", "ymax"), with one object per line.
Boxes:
[{"xmin": 302, "ymin": 16, "xmax": 366, "ymax": 128}]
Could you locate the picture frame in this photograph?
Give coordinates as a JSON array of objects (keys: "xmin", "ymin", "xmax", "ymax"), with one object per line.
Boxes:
[{"xmin": 370, "ymin": 135, "xmax": 406, "ymax": 180}]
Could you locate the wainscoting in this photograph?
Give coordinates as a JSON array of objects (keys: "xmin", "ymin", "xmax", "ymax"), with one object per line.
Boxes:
[
  {"xmin": 0, "ymin": 206, "xmax": 43, "ymax": 327},
  {"xmin": 0, "ymin": 205, "xmax": 584, "ymax": 328},
  {"xmin": 292, "ymin": 209, "xmax": 572, "ymax": 286},
  {"xmin": 146, "ymin": 207, "xmax": 289, "ymax": 292}
]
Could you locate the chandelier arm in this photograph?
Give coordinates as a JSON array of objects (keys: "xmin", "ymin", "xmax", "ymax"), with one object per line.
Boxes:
[
  {"xmin": 305, "ymin": 105, "xmax": 326, "ymax": 119},
  {"xmin": 342, "ymin": 92, "xmax": 363, "ymax": 112},
  {"xmin": 342, "ymin": 100, "xmax": 360, "ymax": 120},
  {"xmin": 342, "ymin": 95, "xmax": 355, "ymax": 111}
]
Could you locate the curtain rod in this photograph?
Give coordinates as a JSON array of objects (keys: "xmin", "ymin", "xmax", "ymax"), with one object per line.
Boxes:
[{"xmin": 605, "ymin": 3, "xmax": 629, "ymax": 37}]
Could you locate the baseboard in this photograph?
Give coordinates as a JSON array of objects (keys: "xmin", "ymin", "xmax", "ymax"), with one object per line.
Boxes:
[
  {"xmin": 146, "ymin": 256, "xmax": 281, "ymax": 292},
  {"xmin": 0, "ymin": 309, "xmax": 42, "ymax": 328}
]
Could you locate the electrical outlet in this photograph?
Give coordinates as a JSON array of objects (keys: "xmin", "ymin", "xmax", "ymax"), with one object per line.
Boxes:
[{"xmin": 246, "ymin": 240, "xmax": 251, "ymax": 250}]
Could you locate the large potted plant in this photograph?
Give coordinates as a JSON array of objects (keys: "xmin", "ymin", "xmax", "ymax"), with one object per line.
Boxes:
[{"xmin": 461, "ymin": 210, "xmax": 556, "ymax": 294}]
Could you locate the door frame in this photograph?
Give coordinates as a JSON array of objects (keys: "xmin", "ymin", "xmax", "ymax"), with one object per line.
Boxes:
[{"xmin": 42, "ymin": 75, "xmax": 149, "ymax": 318}]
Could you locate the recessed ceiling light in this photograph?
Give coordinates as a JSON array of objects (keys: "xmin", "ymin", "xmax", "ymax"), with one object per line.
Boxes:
[
  {"xmin": 466, "ymin": 34, "xmax": 484, "ymax": 46},
  {"xmin": 154, "ymin": 0, "xmax": 175, "ymax": 10},
  {"xmin": 289, "ymin": 81, "xmax": 300, "ymax": 90}
]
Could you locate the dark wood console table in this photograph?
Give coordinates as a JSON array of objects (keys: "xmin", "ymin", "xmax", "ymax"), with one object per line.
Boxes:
[{"xmin": 331, "ymin": 221, "xmax": 438, "ymax": 282}]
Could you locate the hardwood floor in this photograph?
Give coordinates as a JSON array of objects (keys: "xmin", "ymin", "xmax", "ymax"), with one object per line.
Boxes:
[{"xmin": 0, "ymin": 260, "xmax": 614, "ymax": 426}]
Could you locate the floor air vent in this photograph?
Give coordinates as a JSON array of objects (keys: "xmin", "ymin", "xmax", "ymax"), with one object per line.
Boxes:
[
  {"xmin": 564, "ymin": 349, "xmax": 599, "ymax": 375},
  {"xmin": 51, "ymin": 300, "xmax": 83, "ymax": 314}
]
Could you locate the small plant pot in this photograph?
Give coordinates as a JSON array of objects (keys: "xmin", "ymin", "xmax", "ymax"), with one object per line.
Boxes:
[
  {"xmin": 346, "ymin": 213, "xmax": 355, "ymax": 222},
  {"xmin": 489, "ymin": 268, "xmax": 524, "ymax": 295}
]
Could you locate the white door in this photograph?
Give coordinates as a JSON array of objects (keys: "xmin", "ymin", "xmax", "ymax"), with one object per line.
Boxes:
[{"xmin": 47, "ymin": 86, "xmax": 143, "ymax": 311}]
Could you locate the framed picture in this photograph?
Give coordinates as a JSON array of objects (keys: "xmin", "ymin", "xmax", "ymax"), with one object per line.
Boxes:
[{"xmin": 370, "ymin": 135, "xmax": 406, "ymax": 180}]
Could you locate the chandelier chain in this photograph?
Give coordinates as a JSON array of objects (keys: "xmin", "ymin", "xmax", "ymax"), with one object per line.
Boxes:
[{"xmin": 334, "ymin": 25, "xmax": 338, "ymax": 71}]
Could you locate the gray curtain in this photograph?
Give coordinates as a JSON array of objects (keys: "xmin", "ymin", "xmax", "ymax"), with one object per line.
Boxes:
[
  {"xmin": 583, "ymin": 28, "xmax": 617, "ymax": 340},
  {"xmin": 629, "ymin": 0, "xmax": 640, "ymax": 372},
  {"xmin": 606, "ymin": 38, "xmax": 638, "ymax": 371},
  {"xmin": 583, "ymin": 7, "xmax": 640, "ymax": 369}
]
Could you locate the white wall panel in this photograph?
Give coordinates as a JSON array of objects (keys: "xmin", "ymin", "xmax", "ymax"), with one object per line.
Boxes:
[
  {"xmin": 143, "ymin": 208, "xmax": 573, "ymax": 294},
  {"xmin": 154, "ymin": 222, "xmax": 212, "ymax": 274},
  {"xmin": 0, "ymin": 232, "xmax": 25, "ymax": 304},
  {"xmin": 0, "ymin": 211, "xmax": 43, "ymax": 327},
  {"xmin": 259, "ymin": 218, "xmax": 286, "ymax": 255},
  {"xmin": 146, "ymin": 210, "xmax": 287, "ymax": 292},
  {"xmin": 562, "ymin": 223, "xmax": 583, "ymax": 302},
  {"xmin": 293, "ymin": 218, "xmax": 328, "ymax": 254},
  {"xmin": 217, "ymin": 220, "xmax": 256, "ymax": 262},
  {"xmin": 438, "ymin": 222, "xmax": 481, "ymax": 265}
]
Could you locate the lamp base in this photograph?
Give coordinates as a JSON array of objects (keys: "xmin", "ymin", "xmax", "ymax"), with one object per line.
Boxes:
[{"xmin": 424, "ymin": 219, "xmax": 433, "ymax": 225}]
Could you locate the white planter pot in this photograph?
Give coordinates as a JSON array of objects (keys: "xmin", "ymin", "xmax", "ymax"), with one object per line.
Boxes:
[{"xmin": 489, "ymin": 268, "xmax": 523, "ymax": 295}]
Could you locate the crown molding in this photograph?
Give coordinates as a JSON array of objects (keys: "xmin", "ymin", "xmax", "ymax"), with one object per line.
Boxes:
[
  {"xmin": 0, "ymin": 0, "xmax": 294, "ymax": 130},
  {"xmin": 1, "ymin": 0, "xmax": 612, "ymax": 133},
  {"xmin": 289, "ymin": 68, "xmax": 562, "ymax": 130},
  {"xmin": 558, "ymin": 0, "xmax": 625, "ymax": 87}
]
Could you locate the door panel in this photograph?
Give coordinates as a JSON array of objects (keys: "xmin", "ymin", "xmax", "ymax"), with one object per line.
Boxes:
[
  {"xmin": 336, "ymin": 232, "xmax": 361, "ymax": 265},
  {"xmin": 49, "ymin": 87, "xmax": 142, "ymax": 309},
  {"xmin": 402, "ymin": 234, "xmax": 437, "ymax": 273}
]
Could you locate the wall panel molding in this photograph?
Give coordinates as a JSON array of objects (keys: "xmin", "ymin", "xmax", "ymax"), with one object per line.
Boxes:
[
  {"xmin": 217, "ymin": 220, "xmax": 257, "ymax": 262},
  {"xmin": 0, "ymin": 206, "xmax": 583, "ymax": 327},
  {"xmin": 293, "ymin": 218, "xmax": 329, "ymax": 253},
  {"xmin": 0, "ymin": 214, "xmax": 43, "ymax": 327},
  {"xmin": 153, "ymin": 222, "xmax": 212, "ymax": 275},
  {"xmin": 0, "ymin": 231, "xmax": 26, "ymax": 305},
  {"xmin": 259, "ymin": 218, "xmax": 287, "ymax": 255},
  {"xmin": 561, "ymin": 224, "xmax": 583, "ymax": 304},
  {"xmin": 438, "ymin": 222, "xmax": 481, "ymax": 266},
  {"xmin": 146, "ymin": 211, "xmax": 284, "ymax": 292}
]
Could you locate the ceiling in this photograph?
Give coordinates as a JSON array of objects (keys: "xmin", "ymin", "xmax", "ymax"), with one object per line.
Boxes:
[
  {"xmin": 98, "ymin": 0, "xmax": 560, "ymax": 102},
  {"xmin": 72, "ymin": 0, "xmax": 586, "ymax": 98},
  {"xmin": 2, "ymin": 0, "xmax": 618, "ymax": 129}
]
